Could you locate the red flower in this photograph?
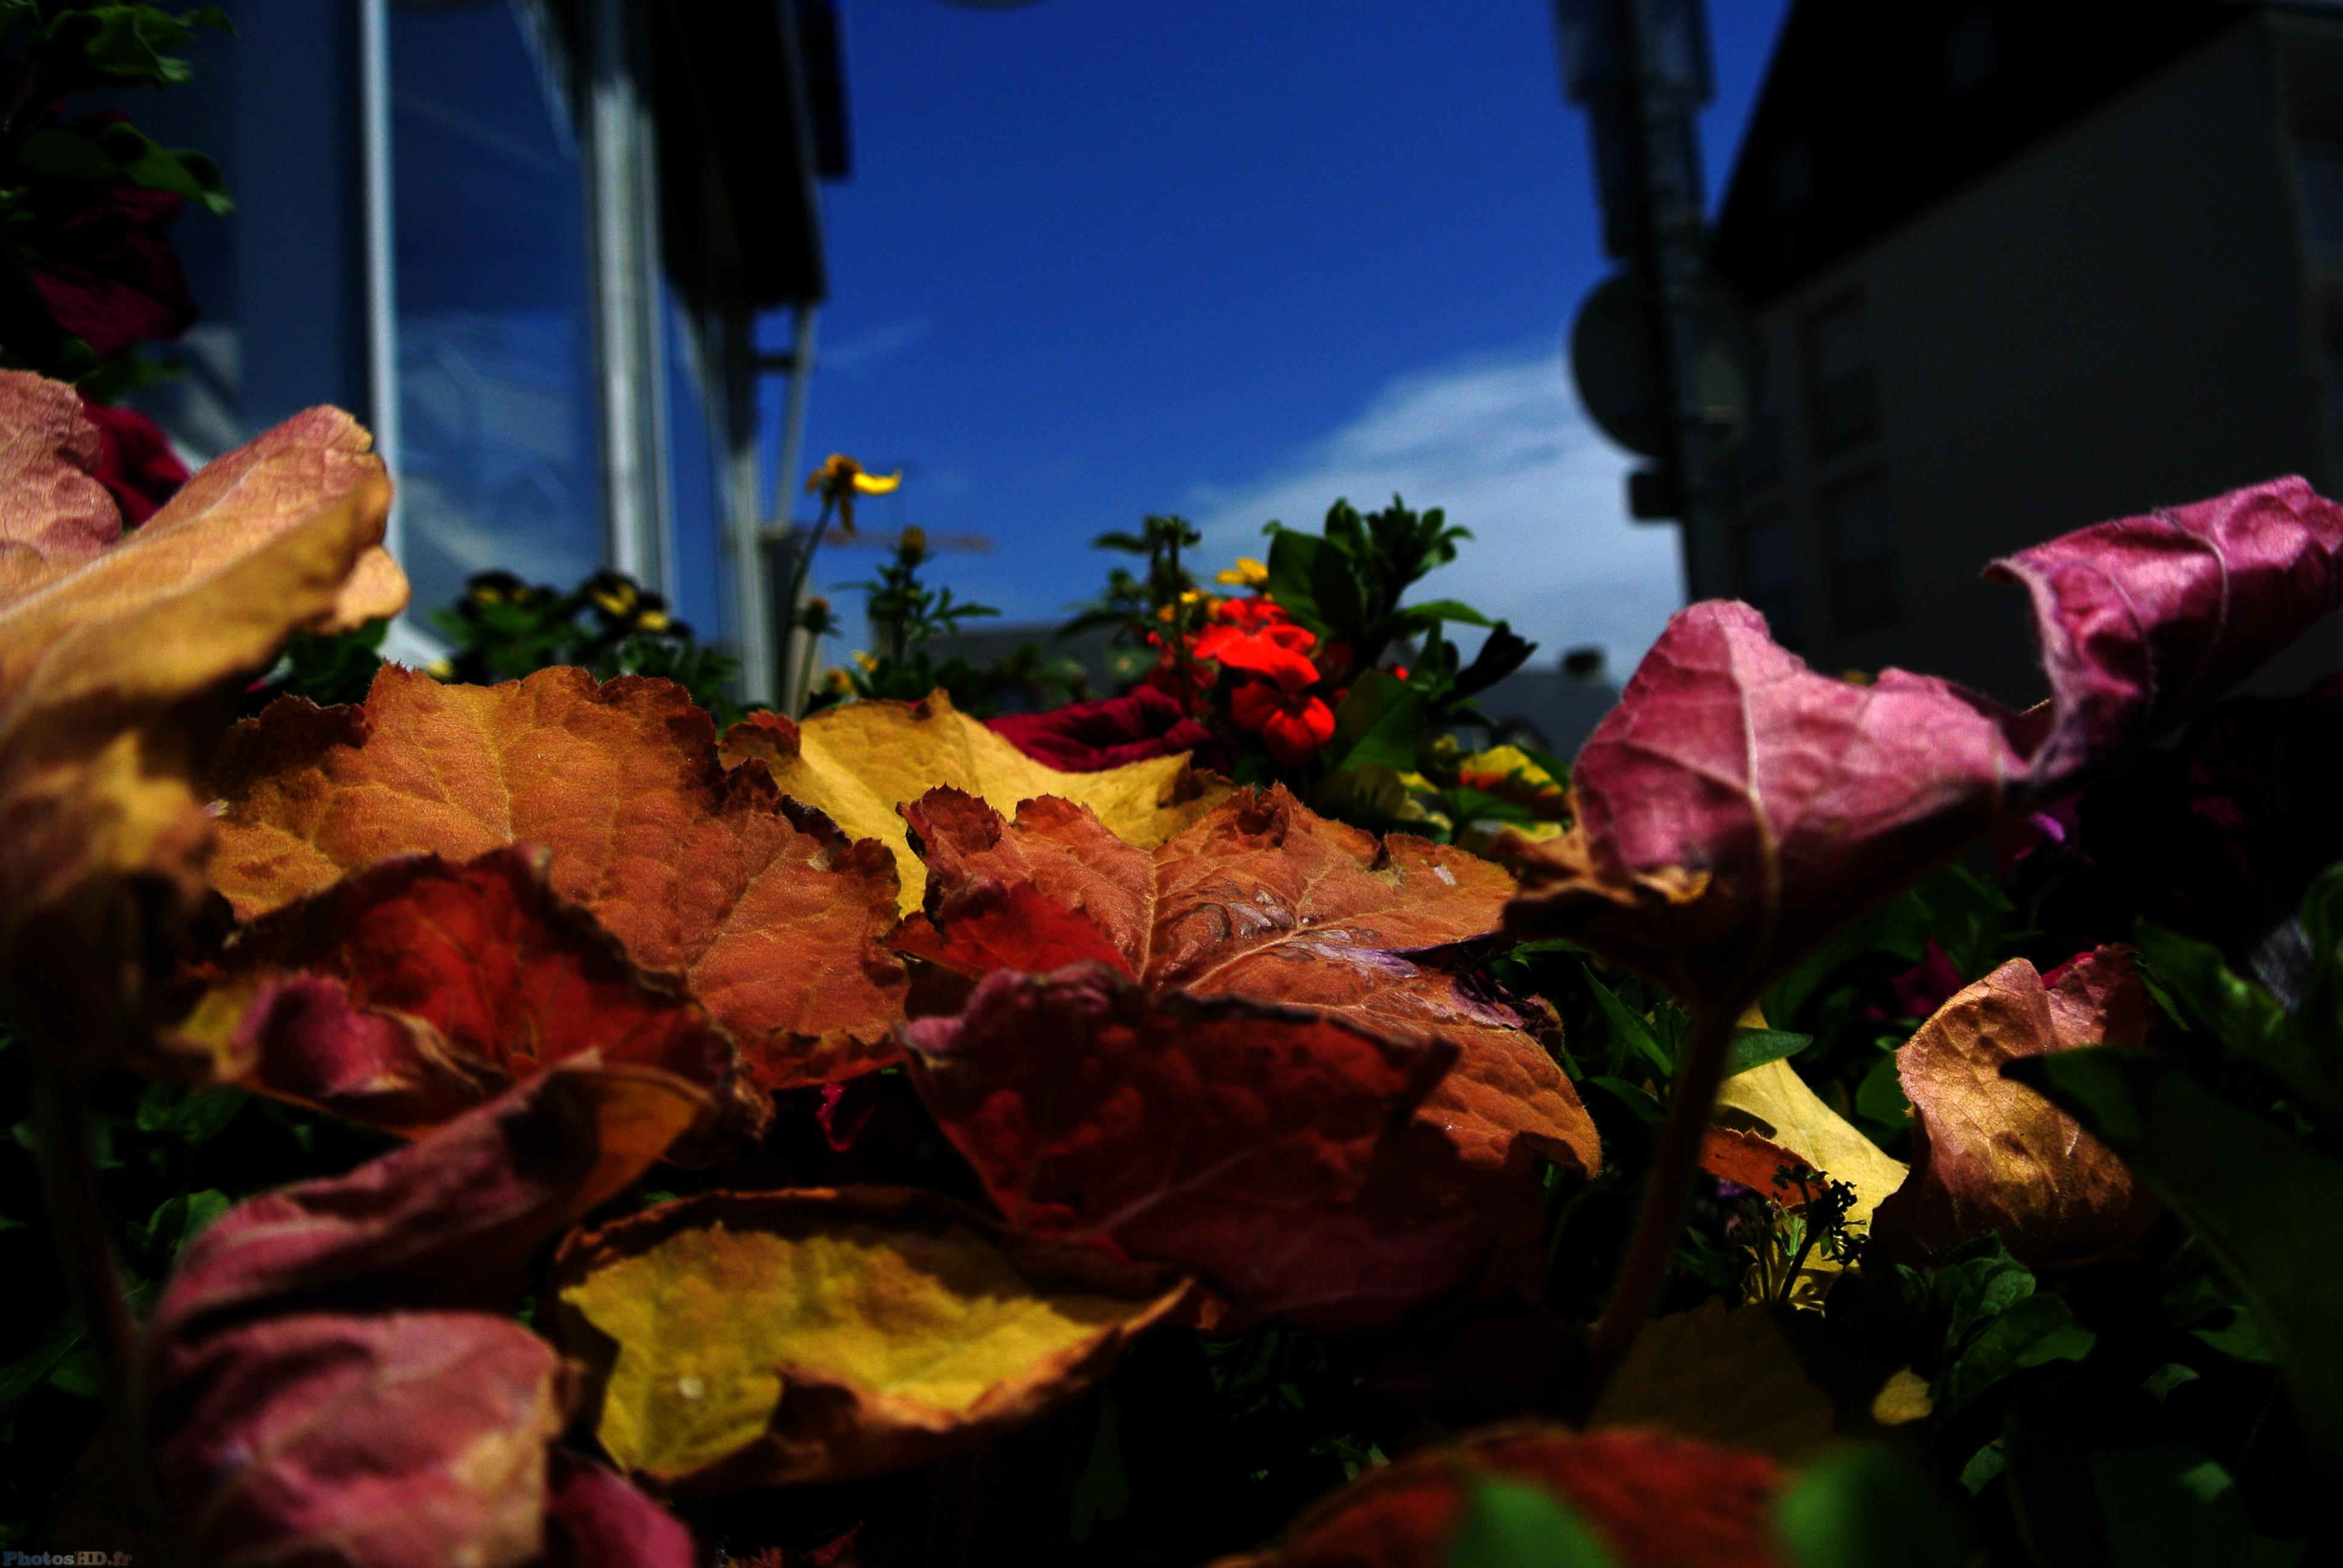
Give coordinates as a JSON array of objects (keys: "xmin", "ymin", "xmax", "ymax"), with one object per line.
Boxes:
[
  {"xmin": 1194, "ymin": 619, "xmax": 1317, "ymax": 693},
  {"xmin": 29, "ymin": 178, "xmax": 198, "ymax": 361},
  {"xmin": 1231, "ymin": 678, "xmax": 1336, "ymax": 766},
  {"xmin": 80, "ymin": 396, "xmax": 188, "ymax": 525},
  {"xmin": 989, "ymin": 685, "xmax": 1233, "ymax": 773},
  {"xmin": 1213, "ymin": 595, "xmax": 1293, "ymax": 633}
]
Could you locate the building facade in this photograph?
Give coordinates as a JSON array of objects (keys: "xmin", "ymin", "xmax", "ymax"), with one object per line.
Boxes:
[
  {"xmin": 1704, "ymin": 0, "xmax": 2343, "ymax": 705},
  {"xmin": 119, "ymin": 0, "xmax": 844, "ymax": 699}
]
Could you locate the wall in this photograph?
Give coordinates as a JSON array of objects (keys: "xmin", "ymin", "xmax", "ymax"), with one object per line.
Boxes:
[{"xmin": 1714, "ymin": 19, "xmax": 2340, "ymax": 706}]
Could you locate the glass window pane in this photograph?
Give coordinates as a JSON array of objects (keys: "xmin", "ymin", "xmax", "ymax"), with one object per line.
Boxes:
[
  {"xmin": 664, "ymin": 284, "xmax": 725, "ymax": 642},
  {"xmin": 119, "ymin": 0, "xmax": 370, "ymax": 457},
  {"xmin": 392, "ymin": 0, "xmax": 601, "ymax": 619}
]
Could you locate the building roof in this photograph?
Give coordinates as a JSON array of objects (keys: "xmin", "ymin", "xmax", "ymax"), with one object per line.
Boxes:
[
  {"xmin": 647, "ymin": 0, "xmax": 849, "ymax": 310},
  {"xmin": 1711, "ymin": 1, "xmax": 2248, "ymax": 305}
]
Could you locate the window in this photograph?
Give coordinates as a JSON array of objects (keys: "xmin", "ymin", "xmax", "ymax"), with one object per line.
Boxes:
[
  {"xmin": 664, "ymin": 284, "xmax": 726, "ymax": 642},
  {"xmin": 116, "ymin": 0, "xmax": 372, "ymax": 457},
  {"xmin": 1729, "ymin": 402, "xmax": 1784, "ymax": 497},
  {"xmin": 390, "ymin": 0, "xmax": 603, "ymax": 621},
  {"xmin": 1823, "ymin": 474, "xmax": 1898, "ymax": 634},
  {"xmin": 1736, "ymin": 512, "xmax": 1803, "ymax": 648},
  {"xmin": 1804, "ymin": 295, "xmax": 1878, "ymax": 459}
]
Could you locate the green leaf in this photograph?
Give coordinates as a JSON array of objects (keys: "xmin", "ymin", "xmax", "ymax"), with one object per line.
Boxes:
[
  {"xmin": 1262, "ymin": 529, "xmax": 1331, "ymax": 635},
  {"xmin": 1725, "ymin": 1027, "xmax": 1811, "ymax": 1077},
  {"xmin": 1936, "ymin": 1291, "xmax": 2095, "ymax": 1413},
  {"xmin": 1773, "ymin": 1445, "xmax": 1970, "ymax": 1568},
  {"xmin": 1448, "ymin": 1477, "xmax": 1621, "ymax": 1568},
  {"xmin": 1398, "ymin": 598, "xmax": 1496, "ymax": 629},
  {"xmin": 142, "ymin": 1188, "xmax": 229, "ymax": 1264},
  {"xmin": 2013, "ymin": 1047, "xmax": 2343, "ymax": 1458},
  {"xmin": 1585, "ymin": 971, "xmax": 1671, "ymax": 1078},
  {"xmin": 1588, "ymin": 1076, "xmax": 1664, "ymax": 1125},
  {"xmin": 2131, "ymin": 923, "xmax": 2322, "ymax": 1109},
  {"xmin": 1326, "ymin": 670, "xmax": 1429, "ymax": 776}
]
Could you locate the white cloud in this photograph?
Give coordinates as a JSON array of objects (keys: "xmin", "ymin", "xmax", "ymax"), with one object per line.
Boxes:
[
  {"xmin": 822, "ymin": 316, "xmax": 932, "ymax": 378},
  {"xmin": 1188, "ymin": 343, "xmax": 1685, "ymax": 675}
]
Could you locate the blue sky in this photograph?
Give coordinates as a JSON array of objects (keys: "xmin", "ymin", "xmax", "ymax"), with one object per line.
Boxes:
[{"xmin": 785, "ymin": 0, "xmax": 1791, "ymax": 674}]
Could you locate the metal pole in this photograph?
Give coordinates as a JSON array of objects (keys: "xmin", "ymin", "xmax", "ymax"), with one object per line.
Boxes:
[
  {"xmin": 770, "ymin": 303, "xmax": 819, "ymax": 710},
  {"xmin": 586, "ymin": 0, "xmax": 666, "ymax": 590},
  {"xmin": 358, "ymin": 0, "xmax": 399, "ymax": 552},
  {"xmin": 1625, "ymin": 0, "xmax": 1720, "ymax": 576},
  {"xmin": 722, "ymin": 304, "xmax": 773, "ymax": 706}
]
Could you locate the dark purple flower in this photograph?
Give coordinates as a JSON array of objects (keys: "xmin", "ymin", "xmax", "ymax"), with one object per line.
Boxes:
[{"xmin": 80, "ymin": 394, "xmax": 186, "ymax": 525}]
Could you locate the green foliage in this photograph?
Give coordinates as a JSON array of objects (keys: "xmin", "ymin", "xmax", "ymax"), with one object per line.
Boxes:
[
  {"xmin": 430, "ymin": 567, "xmax": 750, "ymax": 725},
  {"xmin": 238, "ymin": 618, "xmax": 388, "ymax": 714},
  {"xmin": 1061, "ymin": 512, "xmax": 1209, "ymax": 687},
  {"xmin": 826, "ymin": 526, "xmax": 1086, "ymax": 717},
  {"xmin": 0, "ymin": 1, "xmax": 232, "ymax": 383},
  {"xmin": 1773, "ymin": 1445, "xmax": 1971, "ymax": 1568},
  {"xmin": 1447, "ymin": 1477, "xmax": 1620, "ymax": 1567},
  {"xmin": 0, "ymin": 1014, "xmax": 385, "ymax": 1544}
]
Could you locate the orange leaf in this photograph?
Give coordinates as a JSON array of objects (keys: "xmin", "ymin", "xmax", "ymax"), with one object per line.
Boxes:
[
  {"xmin": 167, "ymin": 846, "xmax": 745, "ymax": 1138},
  {"xmin": 205, "ymin": 665, "xmax": 908, "ymax": 1089},
  {"xmin": 898, "ymin": 785, "xmax": 1600, "ymax": 1186},
  {"xmin": 1214, "ymin": 1423, "xmax": 1788, "ymax": 1568},
  {"xmin": 1870, "ymin": 946, "xmax": 2160, "ymax": 1265},
  {"xmin": 0, "ymin": 385, "xmax": 403, "ymax": 984},
  {"xmin": 552, "ymin": 1186, "xmax": 1190, "ymax": 1491}
]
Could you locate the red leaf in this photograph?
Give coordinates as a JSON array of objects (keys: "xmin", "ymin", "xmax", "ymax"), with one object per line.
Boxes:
[
  {"xmin": 542, "ymin": 1453, "xmax": 698, "ymax": 1568},
  {"xmin": 1509, "ymin": 477, "xmax": 2343, "ymax": 1011},
  {"xmin": 904, "ymin": 963, "xmax": 1493, "ymax": 1328},
  {"xmin": 170, "ymin": 846, "xmax": 742, "ymax": 1137},
  {"xmin": 152, "ymin": 1062, "xmax": 706, "ymax": 1338},
  {"xmin": 1218, "ymin": 1423, "xmax": 1788, "ymax": 1568},
  {"xmin": 146, "ymin": 1065, "xmax": 704, "ymax": 1568},
  {"xmin": 151, "ymin": 1312, "xmax": 565, "ymax": 1568}
]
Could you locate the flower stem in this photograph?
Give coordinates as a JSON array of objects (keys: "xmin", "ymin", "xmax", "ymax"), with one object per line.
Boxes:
[
  {"xmin": 1582, "ymin": 1002, "xmax": 1738, "ymax": 1403},
  {"xmin": 32, "ymin": 1036, "xmax": 157, "ymax": 1533}
]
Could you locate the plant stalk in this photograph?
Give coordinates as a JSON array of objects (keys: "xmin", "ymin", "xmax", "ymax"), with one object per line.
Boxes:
[
  {"xmin": 31, "ymin": 1034, "xmax": 158, "ymax": 1534},
  {"xmin": 1581, "ymin": 1002, "xmax": 1739, "ymax": 1402}
]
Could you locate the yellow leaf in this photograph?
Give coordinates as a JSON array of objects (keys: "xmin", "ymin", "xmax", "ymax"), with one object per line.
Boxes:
[
  {"xmin": 1712, "ymin": 1057, "xmax": 1909, "ymax": 1229},
  {"xmin": 556, "ymin": 1187, "xmax": 1188, "ymax": 1489},
  {"xmin": 723, "ymin": 690, "xmax": 1231, "ymax": 913},
  {"xmin": 0, "ymin": 385, "xmax": 402, "ymax": 958},
  {"xmin": 1588, "ymin": 1297, "xmax": 1836, "ymax": 1465}
]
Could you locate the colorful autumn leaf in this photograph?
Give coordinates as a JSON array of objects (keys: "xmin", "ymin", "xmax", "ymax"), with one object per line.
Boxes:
[
  {"xmin": 1507, "ymin": 477, "xmax": 2343, "ymax": 1015},
  {"xmin": 895, "ymin": 783, "xmax": 1601, "ymax": 1187},
  {"xmin": 1213, "ymin": 1423, "xmax": 1789, "ymax": 1568},
  {"xmin": 1587, "ymin": 1298, "xmax": 1837, "ymax": 1465},
  {"xmin": 0, "ymin": 383, "xmax": 403, "ymax": 976},
  {"xmin": 164, "ymin": 845, "xmax": 744, "ymax": 1138},
  {"xmin": 0, "ymin": 370, "xmax": 119, "ymax": 599},
  {"xmin": 205, "ymin": 665, "xmax": 908, "ymax": 1089},
  {"xmin": 152, "ymin": 1310, "xmax": 567, "ymax": 1568},
  {"xmin": 1869, "ymin": 946, "xmax": 2159, "ymax": 1266},
  {"xmin": 905, "ymin": 963, "xmax": 1496, "ymax": 1328},
  {"xmin": 554, "ymin": 1186, "xmax": 1190, "ymax": 1491},
  {"xmin": 146, "ymin": 1063, "xmax": 704, "ymax": 1568},
  {"xmin": 718, "ymin": 687, "xmax": 1231, "ymax": 913},
  {"xmin": 1706, "ymin": 1057, "xmax": 1910, "ymax": 1230}
]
